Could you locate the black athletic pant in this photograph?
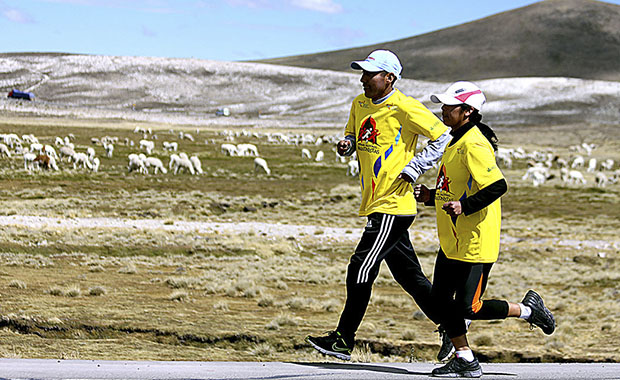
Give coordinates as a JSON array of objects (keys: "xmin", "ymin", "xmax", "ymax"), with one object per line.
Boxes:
[
  {"xmin": 336, "ymin": 213, "xmax": 438, "ymax": 340},
  {"xmin": 431, "ymin": 248, "xmax": 510, "ymax": 338}
]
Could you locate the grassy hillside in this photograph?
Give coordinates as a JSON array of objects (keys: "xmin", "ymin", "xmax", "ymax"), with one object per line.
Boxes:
[{"xmin": 259, "ymin": 0, "xmax": 620, "ymax": 81}]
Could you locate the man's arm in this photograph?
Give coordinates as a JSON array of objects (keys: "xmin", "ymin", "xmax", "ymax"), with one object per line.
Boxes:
[{"xmin": 400, "ymin": 130, "xmax": 451, "ymax": 183}]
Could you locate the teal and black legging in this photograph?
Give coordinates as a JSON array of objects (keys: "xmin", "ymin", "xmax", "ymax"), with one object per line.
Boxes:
[
  {"xmin": 431, "ymin": 248, "xmax": 510, "ymax": 338},
  {"xmin": 336, "ymin": 213, "xmax": 439, "ymax": 341}
]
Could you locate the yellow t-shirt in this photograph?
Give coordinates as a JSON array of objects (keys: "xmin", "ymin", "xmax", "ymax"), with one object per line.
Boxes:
[
  {"xmin": 434, "ymin": 126, "xmax": 505, "ymax": 263},
  {"xmin": 345, "ymin": 89, "xmax": 447, "ymax": 216}
]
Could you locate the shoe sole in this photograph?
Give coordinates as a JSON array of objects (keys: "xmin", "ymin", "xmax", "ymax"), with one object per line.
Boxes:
[
  {"xmin": 432, "ymin": 369, "xmax": 483, "ymax": 378},
  {"xmin": 305, "ymin": 337, "xmax": 351, "ymax": 361},
  {"xmin": 523, "ymin": 290, "xmax": 556, "ymax": 335}
]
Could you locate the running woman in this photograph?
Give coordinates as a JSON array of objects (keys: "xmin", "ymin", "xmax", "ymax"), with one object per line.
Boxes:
[{"xmin": 415, "ymin": 81, "xmax": 556, "ymax": 378}]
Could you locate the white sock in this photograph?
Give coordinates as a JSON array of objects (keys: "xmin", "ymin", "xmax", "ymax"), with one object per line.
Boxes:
[
  {"xmin": 455, "ymin": 349, "xmax": 475, "ymax": 362},
  {"xmin": 519, "ymin": 303, "xmax": 532, "ymax": 320}
]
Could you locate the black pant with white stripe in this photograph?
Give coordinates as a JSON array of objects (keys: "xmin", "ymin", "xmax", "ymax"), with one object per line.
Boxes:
[{"xmin": 336, "ymin": 213, "xmax": 437, "ymax": 341}]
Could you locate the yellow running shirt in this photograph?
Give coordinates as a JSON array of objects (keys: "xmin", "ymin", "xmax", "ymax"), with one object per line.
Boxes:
[
  {"xmin": 434, "ymin": 126, "xmax": 505, "ymax": 263},
  {"xmin": 345, "ymin": 89, "xmax": 447, "ymax": 216}
]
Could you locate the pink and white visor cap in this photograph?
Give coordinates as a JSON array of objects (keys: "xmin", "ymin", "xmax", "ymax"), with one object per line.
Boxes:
[
  {"xmin": 351, "ymin": 50, "xmax": 402, "ymax": 80},
  {"xmin": 431, "ymin": 81, "xmax": 486, "ymax": 111}
]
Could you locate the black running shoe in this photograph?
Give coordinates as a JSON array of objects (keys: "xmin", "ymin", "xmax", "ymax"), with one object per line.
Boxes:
[
  {"xmin": 431, "ymin": 356, "xmax": 482, "ymax": 378},
  {"xmin": 436, "ymin": 326, "xmax": 455, "ymax": 362},
  {"xmin": 305, "ymin": 331, "xmax": 353, "ymax": 361},
  {"xmin": 521, "ymin": 290, "xmax": 556, "ymax": 335}
]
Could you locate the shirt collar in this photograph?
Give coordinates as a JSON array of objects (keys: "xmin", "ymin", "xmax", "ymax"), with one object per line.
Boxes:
[{"xmin": 449, "ymin": 121, "xmax": 476, "ymax": 146}]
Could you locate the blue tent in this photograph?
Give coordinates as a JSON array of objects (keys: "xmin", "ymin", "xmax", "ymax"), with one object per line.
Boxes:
[{"xmin": 8, "ymin": 89, "xmax": 34, "ymax": 101}]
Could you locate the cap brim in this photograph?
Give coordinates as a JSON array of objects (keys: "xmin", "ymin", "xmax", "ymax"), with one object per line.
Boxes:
[
  {"xmin": 430, "ymin": 94, "xmax": 462, "ymax": 105},
  {"xmin": 351, "ymin": 60, "xmax": 382, "ymax": 72}
]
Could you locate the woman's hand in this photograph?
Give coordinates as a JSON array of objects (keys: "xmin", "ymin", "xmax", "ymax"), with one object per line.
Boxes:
[
  {"xmin": 442, "ymin": 201, "xmax": 462, "ymax": 217},
  {"xmin": 414, "ymin": 184, "xmax": 430, "ymax": 202}
]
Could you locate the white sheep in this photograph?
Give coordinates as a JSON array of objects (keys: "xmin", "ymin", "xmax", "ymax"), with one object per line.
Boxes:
[
  {"xmin": 44, "ymin": 144, "xmax": 58, "ymax": 159},
  {"xmin": 128, "ymin": 153, "xmax": 148, "ymax": 174},
  {"xmin": 59, "ymin": 146, "xmax": 76, "ymax": 162},
  {"xmin": 522, "ymin": 164, "xmax": 551, "ymax": 186},
  {"xmin": 173, "ymin": 155, "xmax": 195, "ymax": 175},
  {"xmin": 145, "ymin": 157, "xmax": 167, "ymax": 174},
  {"xmin": 87, "ymin": 147, "xmax": 96, "ymax": 161},
  {"xmin": 254, "ymin": 157, "xmax": 271, "ymax": 175},
  {"xmin": 139, "ymin": 139, "xmax": 155, "ymax": 155},
  {"xmin": 600, "ymin": 159, "xmax": 614, "ymax": 171},
  {"xmin": 104, "ymin": 142, "xmax": 114, "ymax": 158},
  {"xmin": 347, "ymin": 160, "xmax": 359, "ymax": 176},
  {"xmin": 571, "ymin": 155, "xmax": 585, "ymax": 168},
  {"xmin": 91, "ymin": 157, "xmax": 100, "ymax": 172},
  {"xmin": 23, "ymin": 152, "xmax": 36, "ymax": 171},
  {"xmin": 0, "ymin": 143, "xmax": 12, "ymax": 158},
  {"xmin": 237, "ymin": 143, "xmax": 259, "ymax": 157},
  {"xmin": 221, "ymin": 143, "xmax": 238, "ymax": 156},
  {"xmin": 168, "ymin": 153, "xmax": 180, "ymax": 171},
  {"xmin": 30, "ymin": 142, "xmax": 44, "ymax": 155},
  {"xmin": 72, "ymin": 152, "xmax": 93, "ymax": 170},
  {"xmin": 595, "ymin": 172, "xmax": 608, "ymax": 188},
  {"xmin": 587, "ymin": 158, "xmax": 597, "ymax": 173},
  {"xmin": 561, "ymin": 168, "xmax": 586, "ymax": 184},
  {"xmin": 315, "ymin": 150, "xmax": 324, "ymax": 162},
  {"xmin": 163, "ymin": 141, "xmax": 178, "ymax": 151},
  {"xmin": 190, "ymin": 156, "xmax": 203, "ymax": 174},
  {"xmin": 301, "ymin": 148, "xmax": 311, "ymax": 160}
]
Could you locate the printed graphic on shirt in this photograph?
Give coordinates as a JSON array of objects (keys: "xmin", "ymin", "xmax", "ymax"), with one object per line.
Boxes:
[{"xmin": 358, "ymin": 116, "xmax": 380, "ymax": 145}]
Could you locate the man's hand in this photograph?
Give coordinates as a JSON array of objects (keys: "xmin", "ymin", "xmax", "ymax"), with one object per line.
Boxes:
[
  {"xmin": 337, "ymin": 140, "xmax": 351, "ymax": 156},
  {"xmin": 397, "ymin": 173, "xmax": 414, "ymax": 183},
  {"xmin": 414, "ymin": 184, "xmax": 430, "ymax": 202},
  {"xmin": 442, "ymin": 201, "xmax": 462, "ymax": 217}
]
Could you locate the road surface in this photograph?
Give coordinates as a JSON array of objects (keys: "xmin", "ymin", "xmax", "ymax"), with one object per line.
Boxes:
[{"xmin": 1, "ymin": 359, "xmax": 619, "ymax": 379}]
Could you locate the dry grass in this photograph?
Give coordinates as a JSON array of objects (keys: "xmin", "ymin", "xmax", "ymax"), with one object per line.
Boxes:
[{"xmin": 0, "ymin": 119, "xmax": 618, "ymax": 363}]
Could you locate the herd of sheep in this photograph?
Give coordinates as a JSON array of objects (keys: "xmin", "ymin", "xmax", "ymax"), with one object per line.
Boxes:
[
  {"xmin": 498, "ymin": 142, "xmax": 619, "ymax": 187},
  {"xmin": 0, "ymin": 129, "xmax": 616, "ymax": 190}
]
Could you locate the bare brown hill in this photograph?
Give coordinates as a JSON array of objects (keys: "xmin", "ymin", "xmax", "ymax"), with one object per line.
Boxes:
[{"xmin": 258, "ymin": 0, "xmax": 620, "ymax": 81}]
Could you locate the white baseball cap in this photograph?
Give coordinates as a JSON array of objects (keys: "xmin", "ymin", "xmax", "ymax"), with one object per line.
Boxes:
[
  {"xmin": 351, "ymin": 50, "xmax": 402, "ymax": 80},
  {"xmin": 431, "ymin": 81, "xmax": 486, "ymax": 111}
]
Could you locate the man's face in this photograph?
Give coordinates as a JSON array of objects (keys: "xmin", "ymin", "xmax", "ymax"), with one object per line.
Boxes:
[
  {"xmin": 360, "ymin": 70, "xmax": 392, "ymax": 101},
  {"xmin": 441, "ymin": 104, "xmax": 470, "ymax": 128}
]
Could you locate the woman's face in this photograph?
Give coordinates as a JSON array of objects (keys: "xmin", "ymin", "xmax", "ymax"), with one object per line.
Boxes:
[{"xmin": 441, "ymin": 104, "xmax": 471, "ymax": 129}]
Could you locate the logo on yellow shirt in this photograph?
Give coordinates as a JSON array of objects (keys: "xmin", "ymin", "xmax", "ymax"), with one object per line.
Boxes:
[
  {"xmin": 358, "ymin": 116, "xmax": 381, "ymax": 145},
  {"xmin": 436, "ymin": 164, "xmax": 452, "ymax": 194}
]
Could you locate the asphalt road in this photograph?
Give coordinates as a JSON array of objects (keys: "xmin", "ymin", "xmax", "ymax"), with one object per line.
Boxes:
[{"xmin": 1, "ymin": 359, "xmax": 619, "ymax": 380}]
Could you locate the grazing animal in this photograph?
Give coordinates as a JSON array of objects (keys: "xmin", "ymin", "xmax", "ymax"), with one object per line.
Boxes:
[
  {"xmin": 59, "ymin": 146, "xmax": 76, "ymax": 162},
  {"xmin": 0, "ymin": 143, "xmax": 11, "ymax": 158},
  {"xmin": 72, "ymin": 152, "xmax": 93, "ymax": 170},
  {"xmin": 145, "ymin": 157, "xmax": 167, "ymax": 174},
  {"xmin": 190, "ymin": 156, "xmax": 203, "ymax": 174},
  {"xmin": 128, "ymin": 153, "xmax": 148, "ymax": 174},
  {"xmin": 347, "ymin": 160, "xmax": 359, "ymax": 176},
  {"xmin": 595, "ymin": 172, "xmax": 608, "ymax": 188},
  {"xmin": 561, "ymin": 168, "xmax": 586, "ymax": 184},
  {"xmin": 104, "ymin": 142, "xmax": 114, "ymax": 158},
  {"xmin": 600, "ymin": 159, "xmax": 614, "ymax": 171},
  {"xmin": 221, "ymin": 143, "xmax": 238, "ymax": 156},
  {"xmin": 237, "ymin": 143, "xmax": 259, "ymax": 157},
  {"xmin": 571, "ymin": 155, "xmax": 585, "ymax": 168},
  {"xmin": 23, "ymin": 152, "xmax": 37, "ymax": 171},
  {"xmin": 315, "ymin": 150, "xmax": 324, "ymax": 162},
  {"xmin": 254, "ymin": 157, "xmax": 271, "ymax": 175},
  {"xmin": 139, "ymin": 139, "xmax": 155, "ymax": 155},
  {"xmin": 163, "ymin": 141, "xmax": 178, "ymax": 151},
  {"xmin": 34, "ymin": 154, "xmax": 60, "ymax": 171},
  {"xmin": 301, "ymin": 148, "xmax": 312, "ymax": 159},
  {"xmin": 587, "ymin": 158, "xmax": 597, "ymax": 173}
]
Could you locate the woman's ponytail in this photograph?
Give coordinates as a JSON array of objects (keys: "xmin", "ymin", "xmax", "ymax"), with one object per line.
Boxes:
[{"xmin": 470, "ymin": 110, "xmax": 498, "ymax": 151}]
